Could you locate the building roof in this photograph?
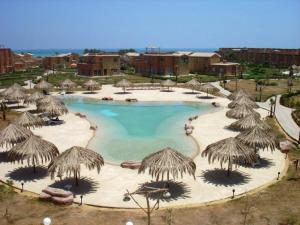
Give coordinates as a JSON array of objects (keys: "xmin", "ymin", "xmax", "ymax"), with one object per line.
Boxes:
[
  {"xmin": 211, "ymin": 62, "xmax": 239, "ymax": 66},
  {"xmin": 189, "ymin": 52, "xmax": 221, "ymax": 58},
  {"xmin": 172, "ymin": 51, "xmax": 192, "ymax": 56},
  {"xmin": 125, "ymin": 52, "xmax": 140, "ymax": 57}
]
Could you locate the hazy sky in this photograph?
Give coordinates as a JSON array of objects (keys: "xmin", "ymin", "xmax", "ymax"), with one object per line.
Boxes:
[{"xmin": 1, "ymin": 0, "xmax": 300, "ymax": 49}]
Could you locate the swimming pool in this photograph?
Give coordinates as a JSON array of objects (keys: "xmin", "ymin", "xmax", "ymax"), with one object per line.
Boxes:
[{"xmin": 63, "ymin": 97, "xmax": 216, "ymax": 163}]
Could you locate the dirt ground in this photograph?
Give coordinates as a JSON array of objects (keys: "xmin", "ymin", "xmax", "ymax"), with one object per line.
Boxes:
[{"xmin": 225, "ymin": 79, "xmax": 300, "ymax": 101}]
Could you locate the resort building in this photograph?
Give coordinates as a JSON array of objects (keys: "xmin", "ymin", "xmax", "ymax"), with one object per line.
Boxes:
[
  {"xmin": 129, "ymin": 52, "xmax": 190, "ymax": 76},
  {"xmin": 42, "ymin": 53, "xmax": 80, "ymax": 70},
  {"xmin": 219, "ymin": 48, "xmax": 300, "ymax": 68},
  {"xmin": 0, "ymin": 48, "xmax": 14, "ymax": 74},
  {"xmin": 210, "ymin": 61, "xmax": 240, "ymax": 76},
  {"xmin": 13, "ymin": 53, "xmax": 42, "ymax": 71},
  {"xmin": 77, "ymin": 53, "xmax": 120, "ymax": 76},
  {"xmin": 188, "ymin": 52, "xmax": 221, "ymax": 74},
  {"xmin": 127, "ymin": 51, "xmax": 239, "ymax": 76}
]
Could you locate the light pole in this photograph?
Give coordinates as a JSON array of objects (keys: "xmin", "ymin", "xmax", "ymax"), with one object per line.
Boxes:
[{"xmin": 126, "ymin": 221, "xmax": 134, "ymax": 225}]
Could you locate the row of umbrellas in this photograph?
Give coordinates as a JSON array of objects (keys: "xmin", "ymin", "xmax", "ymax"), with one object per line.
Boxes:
[
  {"xmin": 115, "ymin": 78, "xmax": 218, "ymax": 96},
  {"xmin": 201, "ymin": 89, "xmax": 279, "ymax": 176}
]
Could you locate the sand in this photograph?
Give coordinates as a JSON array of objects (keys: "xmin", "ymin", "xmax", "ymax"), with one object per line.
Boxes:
[{"xmin": 0, "ymin": 85, "xmax": 286, "ymax": 208}]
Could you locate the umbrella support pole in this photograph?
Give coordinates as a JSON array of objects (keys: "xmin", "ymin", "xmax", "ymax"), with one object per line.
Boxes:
[
  {"xmin": 227, "ymin": 161, "xmax": 231, "ymax": 177},
  {"xmin": 33, "ymin": 164, "xmax": 36, "ymax": 174}
]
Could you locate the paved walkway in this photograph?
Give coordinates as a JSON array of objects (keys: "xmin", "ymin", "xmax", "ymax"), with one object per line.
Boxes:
[
  {"xmin": 274, "ymin": 95, "xmax": 300, "ymax": 141},
  {"xmin": 211, "ymin": 81, "xmax": 231, "ymax": 96}
]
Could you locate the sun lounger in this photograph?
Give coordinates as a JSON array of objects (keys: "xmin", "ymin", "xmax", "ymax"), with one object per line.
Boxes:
[{"xmin": 121, "ymin": 161, "xmax": 141, "ymax": 169}]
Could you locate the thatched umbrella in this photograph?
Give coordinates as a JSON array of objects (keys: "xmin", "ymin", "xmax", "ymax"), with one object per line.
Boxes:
[
  {"xmin": 61, "ymin": 79, "xmax": 76, "ymax": 91},
  {"xmin": 226, "ymin": 104, "xmax": 260, "ymax": 119},
  {"xmin": 37, "ymin": 95, "xmax": 63, "ymax": 106},
  {"xmin": 227, "ymin": 113, "xmax": 271, "ymax": 131},
  {"xmin": 236, "ymin": 124, "xmax": 278, "ymax": 151},
  {"xmin": 34, "ymin": 80, "xmax": 53, "ymax": 91},
  {"xmin": 8, "ymin": 135, "xmax": 59, "ymax": 173},
  {"xmin": 0, "ymin": 123, "xmax": 33, "ymax": 148},
  {"xmin": 228, "ymin": 89, "xmax": 252, "ymax": 101},
  {"xmin": 1, "ymin": 83, "xmax": 25, "ymax": 96},
  {"xmin": 161, "ymin": 79, "xmax": 176, "ymax": 91},
  {"xmin": 38, "ymin": 100, "xmax": 68, "ymax": 119},
  {"xmin": 84, "ymin": 80, "xmax": 101, "ymax": 93},
  {"xmin": 186, "ymin": 78, "xmax": 200, "ymax": 93},
  {"xmin": 4, "ymin": 88, "xmax": 27, "ymax": 102},
  {"xmin": 13, "ymin": 111, "xmax": 45, "ymax": 129},
  {"xmin": 48, "ymin": 146, "xmax": 104, "ymax": 186},
  {"xmin": 115, "ymin": 79, "xmax": 132, "ymax": 93},
  {"xmin": 199, "ymin": 83, "xmax": 219, "ymax": 97},
  {"xmin": 228, "ymin": 95, "xmax": 258, "ymax": 109},
  {"xmin": 138, "ymin": 147, "xmax": 196, "ymax": 181},
  {"xmin": 201, "ymin": 137, "xmax": 257, "ymax": 176},
  {"xmin": 25, "ymin": 91, "xmax": 45, "ymax": 105}
]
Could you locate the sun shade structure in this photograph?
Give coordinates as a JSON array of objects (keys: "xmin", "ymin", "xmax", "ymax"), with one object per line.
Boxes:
[
  {"xmin": 0, "ymin": 123, "xmax": 33, "ymax": 148},
  {"xmin": 201, "ymin": 137, "xmax": 257, "ymax": 176},
  {"xmin": 138, "ymin": 147, "xmax": 196, "ymax": 181},
  {"xmin": 13, "ymin": 111, "xmax": 45, "ymax": 128},
  {"xmin": 34, "ymin": 80, "xmax": 53, "ymax": 90},
  {"xmin": 227, "ymin": 113, "xmax": 271, "ymax": 132},
  {"xmin": 37, "ymin": 99, "xmax": 68, "ymax": 119},
  {"xmin": 4, "ymin": 88, "xmax": 27, "ymax": 102},
  {"xmin": 161, "ymin": 79, "xmax": 176, "ymax": 91},
  {"xmin": 226, "ymin": 104, "xmax": 260, "ymax": 119},
  {"xmin": 61, "ymin": 79, "xmax": 76, "ymax": 90},
  {"xmin": 48, "ymin": 146, "xmax": 104, "ymax": 185},
  {"xmin": 37, "ymin": 95, "xmax": 63, "ymax": 106},
  {"xmin": 1, "ymin": 83, "xmax": 26, "ymax": 96},
  {"xmin": 84, "ymin": 80, "xmax": 101, "ymax": 92},
  {"xmin": 25, "ymin": 91, "xmax": 45, "ymax": 104},
  {"xmin": 115, "ymin": 79, "xmax": 133, "ymax": 93},
  {"xmin": 8, "ymin": 135, "xmax": 59, "ymax": 173},
  {"xmin": 236, "ymin": 124, "xmax": 278, "ymax": 151},
  {"xmin": 199, "ymin": 83, "xmax": 219, "ymax": 97},
  {"xmin": 228, "ymin": 95, "xmax": 258, "ymax": 109},
  {"xmin": 228, "ymin": 89, "xmax": 253, "ymax": 101},
  {"xmin": 186, "ymin": 78, "xmax": 200, "ymax": 93}
]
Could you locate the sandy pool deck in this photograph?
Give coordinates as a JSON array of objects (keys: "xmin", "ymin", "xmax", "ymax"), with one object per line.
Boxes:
[{"xmin": 0, "ymin": 85, "xmax": 286, "ymax": 208}]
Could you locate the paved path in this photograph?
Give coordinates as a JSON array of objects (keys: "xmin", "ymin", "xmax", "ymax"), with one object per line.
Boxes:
[
  {"xmin": 211, "ymin": 81, "xmax": 231, "ymax": 96},
  {"xmin": 274, "ymin": 95, "xmax": 300, "ymax": 141}
]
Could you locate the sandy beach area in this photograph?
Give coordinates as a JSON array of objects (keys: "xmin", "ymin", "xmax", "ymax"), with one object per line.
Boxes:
[{"xmin": 0, "ymin": 85, "xmax": 286, "ymax": 208}]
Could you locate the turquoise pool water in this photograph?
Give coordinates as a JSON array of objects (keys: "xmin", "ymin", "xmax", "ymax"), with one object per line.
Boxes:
[{"xmin": 63, "ymin": 97, "xmax": 216, "ymax": 163}]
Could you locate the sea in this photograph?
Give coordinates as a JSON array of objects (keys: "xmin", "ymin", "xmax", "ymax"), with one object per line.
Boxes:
[{"xmin": 13, "ymin": 48, "xmax": 217, "ymax": 57}]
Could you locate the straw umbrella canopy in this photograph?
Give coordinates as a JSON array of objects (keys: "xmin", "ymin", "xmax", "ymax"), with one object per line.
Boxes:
[
  {"xmin": 228, "ymin": 89, "xmax": 252, "ymax": 101},
  {"xmin": 13, "ymin": 111, "xmax": 45, "ymax": 129},
  {"xmin": 0, "ymin": 123, "xmax": 33, "ymax": 148},
  {"xmin": 227, "ymin": 113, "xmax": 271, "ymax": 132},
  {"xmin": 37, "ymin": 95, "xmax": 63, "ymax": 106},
  {"xmin": 61, "ymin": 79, "xmax": 76, "ymax": 91},
  {"xmin": 34, "ymin": 80, "xmax": 53, "ymax": 91},
  {"xmin": 48, "ymin": 146, "xmax": 104, "ymax": 186},
  {"xmin": 226, "ymin": 104, "xmax": 260, "ymax": 119},
  {"xmin": 228, "ymin": 95, "xmax": 258, "ymax": 109},
  {"xmin": 199, "ymin": 83, "xmax": 219, "ymax": 97},
  {"xmin": 236, "ymin": 124, "xmax": 278, "ymax": 151},
  {"xmin": 115, "ymin": 79, "xmax": 132, "ymax": 93},
  {"xmin": 161, "ymin": 79, "xmax": 176, "ymax": 91},
  {"xmin": 186, "ymin": 78, "xmax": 200, "ymax": 93},
  {"xmin": 37, "ymin": 99, "xmax": 68, "ymax": 119},
  {"xmin": 4, "ymin": 88, "xmax": 27, "ymax": 102},
  {"xmin": 201, "ymin": 137, "xmax": 257, "ymax": 176},
  {"xmin": 1, "ymin": 83, "xmax": 26, "ymax": 96},
  {"xmin": 25, "ymin": 91, "xmax": 45, "ymax": 105},
  {"xmin": 84, "ymin": 80, "xmax": 101, "ymax": 92},
  {"xmin": 138, "ymin": 147, "xmax": 196, "ymax": 181},
  {"xmin": 8, "ymin": 135, "xmax": 59, "ymax": 173}
]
